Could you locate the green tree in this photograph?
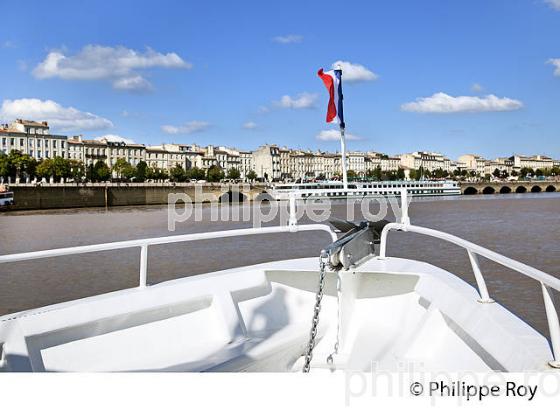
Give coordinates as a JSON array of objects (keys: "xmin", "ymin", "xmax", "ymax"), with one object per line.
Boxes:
[
  {"xmin": 135, "ymin": 161, "xmax": 148, "ymax": 182},
  {"xmin": 169, "ymin": 164, "xmax": 186, "ymax": 182},
  {"xmin": 207, "ymin": 165, "xmax": 224, "ymax": 182},
  {"xmin": 93, "ymin": 161, "xmax": 111, "ymax": 182},
  {"xmin": 147, "ymin": 166, "xmax": 167, "ymax": 181},
  {"xmin": 0, "ymin": 152, "xmax": 9, "ymax": 178},
  {"xmin": 535, "ymin": 168, "xmax": 543, "ymax": 177},
  {"xmin": 52, "ymin": 156, "xmax": 70, "ymax": 181},
  {"xmin": 347, "ymin": 169, "xmax": 357, "ymax": 181},
  {"xmin": 7, "ymin": 150, "xmax": 25, "ymax": 179},
  {"xmin": 121, "ymin": 162, "xmax": 136, "ymax": 181},
  {"xmin": 36, "ymin": 159, "xmax": 55, "ymax": 180},
  {"xmin": 112, "ymin": 158, "xmax": 129, "ymax": 180},
  {"xmin": 520, "ymin": 167, "xmax": 533, "ymax": 178},
  {"xmin": 246, "ymin": 169, "xmax": 257, "ymax": 181},
  {"xmin": 5, "ymin": 150, "xmax": 36, "ymax": 180},
  {"xmin": 111, "ymin": 159, "xmax": 136, "ymax": 181},
  {"xmin": 226, "ymin": 167, "xmax": 241, "ymax": 180},
  {"xmin": 492, "ymin": 168, "xmax": 501, "ymax": 179},
  {"xmin": 69, "ymin": 160, "xmax": 85, "ymax": 182},
  {"xmin": 433, "ymin": 168, "xmax": 446, "ymax": 179},
  {"xmin": 185, "ymin": 166, "xmax": 206, "ymax": 180},
  {"xmin": 396, "ymin": 168, "xmax": 405, "ymax": 180}
]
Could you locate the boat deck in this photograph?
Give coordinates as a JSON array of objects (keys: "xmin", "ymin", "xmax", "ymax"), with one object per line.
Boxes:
[{"xmin": 0, "ymin": 257, "xmax": 552, "ymax": 372}]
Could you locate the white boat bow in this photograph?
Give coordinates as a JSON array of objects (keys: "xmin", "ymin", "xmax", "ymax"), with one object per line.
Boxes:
[{"xmin": 0, "ymin": 192, "xmax": 559, "ymax": 373}]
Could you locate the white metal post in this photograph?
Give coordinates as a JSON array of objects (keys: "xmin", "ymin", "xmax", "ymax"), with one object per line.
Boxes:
[
  {"xmin": 139, "ymin": 245, "xmax": 148, "ymax": 287},
  {"xmin": 288, "ymin": 193, "xmax": 297, "ymax": 230},
  {"xmin": 541, "ymin": 283, "xmax": 560, "ymax": 368},
  {"xmin": 340, "ymin": 127, "xmax": 348, "ymax": 191},
  {"xmin": 467, "ymin": 250, "xmax": 493, "ymax": 303},
  {"xmin": 400, "ymin": 189, "xmax": 410, "ymax": 225}
]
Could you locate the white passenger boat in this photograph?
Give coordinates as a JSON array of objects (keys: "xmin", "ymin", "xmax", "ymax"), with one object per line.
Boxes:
[
  {"xmin": 270, "ymin": 180, "xmax": 460, "ymax": 200},
  {"xmin": 0, "ymin": 189, "xmax": 14, "ymax": 210},
  {"xmin": 0, "ymin": 191, "xmax": 558, "ymax": 372}
]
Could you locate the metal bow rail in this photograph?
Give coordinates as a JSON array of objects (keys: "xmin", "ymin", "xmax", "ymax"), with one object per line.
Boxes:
[
  {"xmin": 0, "ymin": 224, "xmax": 337, "ymax": 289},
  {"xmin": 378, "ymin": 189, "xmax": 560, "ymax": 368}
]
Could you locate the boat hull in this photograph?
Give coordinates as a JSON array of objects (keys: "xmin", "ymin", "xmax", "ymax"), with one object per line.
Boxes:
[{"xmin": 0, "ymin": 257, "xmax": 552, "ymax": 372}]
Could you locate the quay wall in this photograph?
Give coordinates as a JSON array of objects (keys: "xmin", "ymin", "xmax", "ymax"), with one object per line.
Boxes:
[
  {"xmin": 8, "ymin": 184, "xmax": 267, "ymax": 211},
  {"xmin": 6, "ymin": 181, "xmax": 559, "ymax": 211}
]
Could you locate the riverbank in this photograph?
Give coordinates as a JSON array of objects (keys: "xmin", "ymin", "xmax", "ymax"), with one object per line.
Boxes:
[
  {"xmin": 2, "ymin": 180, "xmax": 559, "ymax": 211},
  {"xmin": 5, "ymin": 184, "xmax": 267, "ymax": 210}
]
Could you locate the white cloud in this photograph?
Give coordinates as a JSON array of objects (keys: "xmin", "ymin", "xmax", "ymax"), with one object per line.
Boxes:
[
  {"xmin": 113, "ymin": 75, "xmax": 153, "ymax": 92},
  {"xmin": 272, "ymin": 34, "xmax": 303, "ymax": 44},
  {"xmin": 96, "ymin": 134, "xmax": 135, "ymax": 144},
  {"xmin": 332, "ymin": 60, "xmax": 378, "ymax": 83},
  {"xmin": 161, "ymin": 121, "xmax": 210, "ymax": 135},
  {"xmin": 275, "ymin": 92, "xmax": 317, "ymax": 109},
  {"xmin": 242, "ymin": 121, "xmax": 258, "ymax": 129},
  {"xmin": 545, "ymin": 0, "xmax": 560, "ymax": 11},
  {"xmin": 0, "ymin": 98, "xmax": 113, "ymax": 131},
  {"xmin": 401, "ymin": 92, "xmax": 523, "ymax": 113},
  {"xmin": 471, "ymin": 83, "xmax": 484, "ymax": 92},
  {"xmin": 547, "ymin": 58, "xmax": 560, "ymax": 76},
  {"xmin": 33, "ymin": 45, "xmax": 192, "ymax": 91},
  {"xmin": 316, "ymin": 129, "xmax": 361, "ymax": 141}
]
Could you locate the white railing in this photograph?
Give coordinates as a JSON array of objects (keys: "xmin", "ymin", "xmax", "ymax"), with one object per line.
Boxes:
[
  {"xmin": 0, "ymin": 224, "xmax": 337, "ymax": 289},
  {"xmin": 378, "ymin": 192, "xmax": 560, "ymax": 368}
]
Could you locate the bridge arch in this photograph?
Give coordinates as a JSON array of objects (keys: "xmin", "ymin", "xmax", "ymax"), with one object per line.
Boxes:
[
  {"xmin": 254, "ymin": 191, "xmax": 274, "ymax": 202},
  {"xmin": 531, "ymin": 185, "xmax": 542, "ymax": 193},
  {"xmin": 499, "ymin": 186, "xmax": 512, "ymax": 194},
  {"xmin": 219, "ymin": 190, "xmax": 249, "ymax": 203},
  {"xmin": 546, "ymin": 185, "xmax": 556, "ymax": 192},
  {"xmin": 482, "ymin": 186, "xmax": 496, "ymax": 195},
  {"xmin": 515, "ymin": 186, "xmax": 527, "ymax": 193},
  {"xmin": 463, "ymin": 186, "xmax": 478, "ymax": 195}
]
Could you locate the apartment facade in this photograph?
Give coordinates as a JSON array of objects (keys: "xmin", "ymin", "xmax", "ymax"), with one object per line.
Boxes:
[
  {"xmin": 458, "ymin": 154, "xmax": 487, "ymax": 175},
  {"xmin": 367, "ymin": 152, "xmax": 400, "ymax": 172},
  {"xmin": 239, "ymin": 151, "xmax": 254, "ymax": 179},
  {"xmin": 346, "ymin": 151, "xmax": 367, "ymax": 176},
  {"xmin": 400, "ymin": 151, "xmax": 452, "ymax": 173},
  {"xmin": 253, "ymin": 144, "xmax": 281, "ymax": 181},
  {"xmin": 1, "ymin": 119, "xmax": 67, "ymax": 160},
  {"xmin": 510, "ymin": 155, "xmax": 554, "ymax": 171}
]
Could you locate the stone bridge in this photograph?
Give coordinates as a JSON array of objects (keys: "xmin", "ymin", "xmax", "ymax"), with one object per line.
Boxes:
[{"xmin": 460, "ymin": 181, "xmax": 560, "ymax": 195}]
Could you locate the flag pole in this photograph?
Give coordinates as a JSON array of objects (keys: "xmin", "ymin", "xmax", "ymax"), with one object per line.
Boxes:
[
  {"xmin": 340, "ymin": 124, "xmax": 348, "ymax": 190},
  {"xmin": 334, "ymin": 66, "xmax": 348, "ymax": 190}
]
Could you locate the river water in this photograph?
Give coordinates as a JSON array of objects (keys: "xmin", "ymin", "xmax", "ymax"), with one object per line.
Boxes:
[{"xmin": 1, "ymin": 193, "xmax": 559, "ymax": 337}]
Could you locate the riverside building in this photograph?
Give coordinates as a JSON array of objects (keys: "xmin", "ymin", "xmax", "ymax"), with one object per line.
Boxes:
[
  {"xmin": 0, "ymin": 119, "xmax": 67, "ymax": 160},
  {"xmin": 3, "ymin": 118, "xmax": 560, "ymax": 182}
]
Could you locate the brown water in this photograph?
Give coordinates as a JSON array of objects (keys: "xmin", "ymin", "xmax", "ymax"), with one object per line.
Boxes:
[{"xmin": 1, "ymin": 193, "xmax": 559, "ymax": 337}]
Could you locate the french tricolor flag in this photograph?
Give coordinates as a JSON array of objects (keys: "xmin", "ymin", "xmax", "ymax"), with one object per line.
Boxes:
[{"xmin": 317, "ymin": 68, "xmax": 345, "ymax": 129}]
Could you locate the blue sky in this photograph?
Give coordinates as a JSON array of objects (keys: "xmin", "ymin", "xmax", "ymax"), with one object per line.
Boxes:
[{"xmin": 1, "ymin": 0, "xmax": 559, "ymax": 160}]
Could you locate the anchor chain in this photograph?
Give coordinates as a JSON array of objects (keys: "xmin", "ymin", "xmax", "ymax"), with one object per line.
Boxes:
[{"xmin": 302, "ymin": 251, "xmax": 330, "ymax": 373}]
